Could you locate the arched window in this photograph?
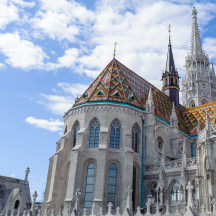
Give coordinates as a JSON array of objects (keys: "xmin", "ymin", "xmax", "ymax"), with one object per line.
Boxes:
[
  {"xmin": 89, "ymin": 120, "xmax": 100, "ymax": 148},
  {"xmin": 132, "ymin": 125, "xmax": 139, "ymax": 152},
  {"xmin": 170, "ymin": 181, "xmax": 183, "ymax": 202},
  {"xmin": 150, "ymin": 182, "xmax": 157, "ymax": 202},
  {"xmin": 73, "ymin": 122, "xmax": 80, "ymax": 147},
  {"xmin": 14, "ymin": 200, "xmax": 20, "ymax": 209},
  {"xmin": 110, "ymin": 120, "xmax": 120, "ymax": 149},
  {"xmin": 84, "ymin": 162, "xmax": 96, "ymax": 208},
  {"xmin": 157, "ymin": 137, "xmax": 163, "ymax": 151},
  {"xmin": 132, "ymin": 166, "xmax": 136, "ymax": 211},
  {"xmin": 107, "ymin": 163, "xmax": 117, "ymax": 207}
]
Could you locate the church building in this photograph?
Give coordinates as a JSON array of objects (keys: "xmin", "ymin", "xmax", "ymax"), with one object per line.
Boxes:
[{"xmin": 42, "ymin": 8, "xmax": 216, "ymax": 216}]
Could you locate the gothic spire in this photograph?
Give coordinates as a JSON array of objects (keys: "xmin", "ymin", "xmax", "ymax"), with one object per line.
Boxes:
[
  {"xmin": 165, "ymin": 26, "xmax": 176, "ymax": 74},
  {"xmin": 190, "ymin": 7, "xmax": 203, "ymax": 56}
]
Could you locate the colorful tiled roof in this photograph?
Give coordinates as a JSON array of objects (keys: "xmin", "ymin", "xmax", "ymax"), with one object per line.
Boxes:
[
  {"xmin": 74, "ymin": 59, "xmax": 142, "ymax": 108},
  {"xmin": 182, "ymin": 102, "xmax": 216, "ymax": 136},
  {"xmin": 74, "ymin": 58, "xmax": 190, "ymax": 135}
]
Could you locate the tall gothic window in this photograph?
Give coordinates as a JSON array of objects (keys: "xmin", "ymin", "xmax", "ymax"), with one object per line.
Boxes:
[
  {"xmin": 89, "ymin": 120, "xmax": 100, "ymax": 148},
  {"xmin": 170, "ymin": 182, "xmax": 183, "ymax": 202},
  {"xmin": 107, "ymin": 163, "xmax": 117, "ymax": 207},
  {"xmin": 84, "ymin": 162, "xmax": 96, "ymax": 208},
  {"xmin": 110, "ymin": 120, "xmax": 120, "ymax": 149},
  {"xmin": 132, "ymin": 125, "xmax": 138, "ymax": 152},
  {"xmin": 73, "ymin": 122, "xmax": 80, "ymax": 147},
  {"xmin": 132, "ymin": 167, "xmax": 136, "ymax": 211}
]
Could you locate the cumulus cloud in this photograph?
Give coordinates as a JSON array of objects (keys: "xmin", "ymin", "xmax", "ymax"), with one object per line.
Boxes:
[
  {"xmin": 46, "ymin": 48, "xmax": 79, "ymax": 70},
  {"xmin": 32, "ymin": 0, "xmax": 94, "ymax": 41},
  {"xmin": 39, "ymin": 82, "xmax": 89, "ymax": 115},
  {"xmin": 25, "ymin": 116, "xmax": 64, "ymax": 132},
  {"xmin": 203, "ymin": 37, "xmax": 216, "ymax": 61},
  {"xmin": 0, "ymin": 33, "xmax": 47, "ymax": 69},
  {"xmin": 0, "ymin": 0, "xmax": 19, "ymax": 29},
  {"xmin": 40, "ymin": 94, "xmax": 74, "ymax": 115}
]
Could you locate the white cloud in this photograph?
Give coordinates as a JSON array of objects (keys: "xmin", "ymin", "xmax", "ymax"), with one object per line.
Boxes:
[
  {"xmin": 40, "ymin": 94, "xmax": 74, "ymax": 115},
  {"xmin": 0, "ymin": 33, "xmax": 47, "ymax": 69},
  {"xmin": 57, "ymin": 82, "xmax": 89, "ymax": 96},
  {"xmin": 32, "ymin": 0, "xmax": 94, "ymax": 41},
  {"xmin": 39, "ymin": 82, "xmax": 89, "ymax": 115},
  {"xmin": 0, "ymin": 0, "xmax": 19, "ymax": 29},
  {"xmin": 203, "ymin": 37, "xmax": 216, "ymax": 61},
  {"xmin": 46, "ymin": 48, "xmax": 79, "ymax": 70},
  {"xmin": 12, "ymin": 0, "xmax": 35, "ymax": 8},
  {"xmin": 25, "ymin": 116, "xmax": 64, "ymax": 132}
]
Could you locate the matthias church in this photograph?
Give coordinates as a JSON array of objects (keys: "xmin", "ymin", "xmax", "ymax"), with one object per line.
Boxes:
[
  {"xmin": 42, "ymin": 7, "xmax": 216, "ymax": 216},
  {"xmin": 1, "ymin": 7, "xmax": 216, "ymax": 216}
]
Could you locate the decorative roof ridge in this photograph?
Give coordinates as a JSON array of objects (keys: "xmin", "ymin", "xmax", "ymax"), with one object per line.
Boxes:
[{"xmin": 183, "ymin": 101, "xmax": 216, "ymax": 112}]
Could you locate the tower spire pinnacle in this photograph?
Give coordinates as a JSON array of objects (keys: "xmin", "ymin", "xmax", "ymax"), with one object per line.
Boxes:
[
  {"xmin": 191, "ymin": 7, "xmax": 203, "ymax": 56},
  {"xmin": 113, "ymin": 42, "xmax": 117, "ymax": 58},
  {"xmin": 168, "ymin": 24, "xmax": 171, "ymax": 43},
  {"xmin": 165, "ymin": 25, "xmax": 175, "ymax": 74}
]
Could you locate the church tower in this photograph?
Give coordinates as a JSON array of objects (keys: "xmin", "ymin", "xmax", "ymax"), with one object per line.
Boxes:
[
  {"xmin": 162, "ymin": 27, "xmax": 180, "ymax": 106},
  {"xmin": 182, "ymin": 7, "xmax": 216, "ymax": 108}
]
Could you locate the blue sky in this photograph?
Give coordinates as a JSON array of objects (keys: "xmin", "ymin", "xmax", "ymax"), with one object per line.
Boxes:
[{"xmin": 1, "ymin": 0, "xmax": 216, "ymax": 201}]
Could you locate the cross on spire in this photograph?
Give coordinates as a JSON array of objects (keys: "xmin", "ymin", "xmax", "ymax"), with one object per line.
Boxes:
[
  {"xmin": 168, "ymin": 24, "xmax": 171, "ymax": 40},
  {"xmin": 113, "ymin": 42, "xmax": 117, "ymax": 58}
]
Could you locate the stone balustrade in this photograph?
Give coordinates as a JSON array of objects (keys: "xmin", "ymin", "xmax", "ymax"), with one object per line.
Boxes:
[{"xmin": 144, "ymin": 158, "xmax": 197, "ymax": 175}]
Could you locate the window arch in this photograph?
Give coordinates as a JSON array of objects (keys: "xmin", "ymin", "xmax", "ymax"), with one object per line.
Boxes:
[
  {"xmin": 189, "ymin": 100, "xmax": 195, "ymax": 108},
  {"xmin": 132, "ymin": 124, "xmax": 139, "ymax": 152},
  {"xmin": 84, "ymin": 162, "xmax": 96, "ymax": 208},
  {"xmin": 170, "ymin": 181, "xmax": 183, "ymax": 202},
  {"xmin": 110, "ymin": 120, "xmax": 120, "ymax": 149},
  {"xmin": 157, "ymin": 137, "xmax": 163, "ymax": 151},
  {"xmin": 89, "ymin": 119, "xmax": 100, "ymax": 148},
  {"xmin": 107, "ymin": 163, "xmax": 117, "ymax": 207},
  {"xmin": 73, "ymin": 122, "xmax": 80, "ymax": 147},
  {"xmin": 201, "ymin": 99, "xmax": 208, "ymax": 105}
]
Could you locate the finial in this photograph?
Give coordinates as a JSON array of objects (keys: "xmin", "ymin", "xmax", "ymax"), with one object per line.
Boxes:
[
  {"xmin": 168, "ymin": 24, "xmax": 171, "ymax": 40},
  {"xmin": 113, "ymin": 42, "xmax": 117, "ymax": 58},
  {"xmin": 25, "ymin": 167, "xmax": 30, "ymax": 182},
  {"xmin": 192, "ymin": 7, "xmax": 197, "ymax": 18}
]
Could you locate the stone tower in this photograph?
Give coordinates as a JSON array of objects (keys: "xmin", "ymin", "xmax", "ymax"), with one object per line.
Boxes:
[
  {"xmin": 182, "ymin": 7, "xmax": 216, "ymax": 108},
  {"xmin": 162, "ymin": 30, "xmax": 180, "ymax": 106}
]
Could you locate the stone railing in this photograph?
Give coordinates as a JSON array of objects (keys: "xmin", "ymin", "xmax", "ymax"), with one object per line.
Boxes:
[{"xmin": 144, "ymin": 158, "xmax": 197, "ymax": 175}]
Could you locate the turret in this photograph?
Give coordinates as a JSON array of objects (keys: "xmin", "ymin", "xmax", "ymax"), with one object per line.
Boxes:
[{"xmin": 162, "ymin": 26, "xmax": 180, "ymax": 106}]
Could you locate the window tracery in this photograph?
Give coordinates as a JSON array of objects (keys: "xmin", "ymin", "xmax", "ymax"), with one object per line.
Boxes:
[
  {"xmin": 110, "ymin": 120, "xmax": 120, "ymax": 149},
  {"xmin": 84, "ymin": 162, "xmax": 96, "ymax": 208},
  {"xmin": 107, "ymin": 163, "xmax": 117, "ymax": 207},
  {"xmin": 89, "ymin": 120, "xmax": 100, "ymax": 148}
]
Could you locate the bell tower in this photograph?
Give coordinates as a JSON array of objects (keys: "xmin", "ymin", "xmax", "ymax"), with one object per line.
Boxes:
[
  {"xmin": 162, "ymin": 25, "xmax": 180, "ymax": 106},
  {"xmin": 181, "ymin": 7, "xmax": 216, "ymax": 108}
]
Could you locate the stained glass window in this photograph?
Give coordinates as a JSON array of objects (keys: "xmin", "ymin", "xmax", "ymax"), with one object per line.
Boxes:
[
  {"xmin": 89, "ymin": 120, "xmax": 100, "ymax": 148},
  {"xmin": 107, "ymin": 164, "xmax": 117, "ymax": 207},
  {"xmin": 110, "ymin": 121, "xmax": 120, "ymax": 149},
  {"xmin": 84, "ymin": 162, "xmax": 96, "ymax": 208}
]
